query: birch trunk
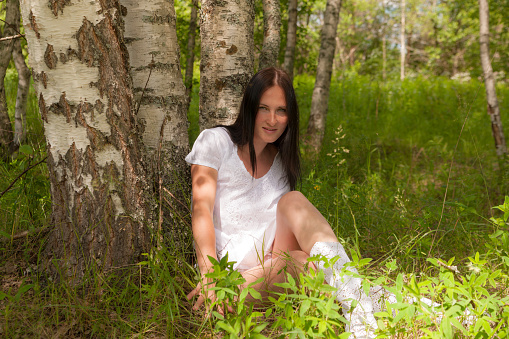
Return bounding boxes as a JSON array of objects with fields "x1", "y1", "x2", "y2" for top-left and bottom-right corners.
[
  {"x1": 306, "y1": 0, "x2": 342, "y2": 150},
  {"x1": 479, "y1": 0, "x2": 507, "y2": 156},
  {"x1": 20, "y1": 0, "x2": 152, "y2": 279},
  {"x1": 12, "y1": 0, "x2": 30, "y2": 148},
  {"x1": 184, "y1": 0, "x2": 198, "y2": 113},
  {"x1": 200, "y1": 0, "x2": 255, "y2": 130},
  {"x1": 0, "y1": 0, "x2": 17, "y2": 156},
  {"x1": 121, "y1": 0, "x2": 190, "y2": 240},
  {"x1": 400, "y1": 0, "x2": 406, "y2": 81},
  {"x1": 281, "y1": 0, "x2": 297, "y2": 80},
  {"x1": 258, "y1": 0, "x2": 281, "y2": 70}
]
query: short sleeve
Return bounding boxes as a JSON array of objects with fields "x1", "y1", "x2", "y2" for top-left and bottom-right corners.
[{"x1": 185, "y1": 128, "x2": 231, "y2": 170}]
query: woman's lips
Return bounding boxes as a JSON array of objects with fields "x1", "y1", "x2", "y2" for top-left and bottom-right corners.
[{"x1": 263, "y1": 127, "x2": 277, "y2": 133}]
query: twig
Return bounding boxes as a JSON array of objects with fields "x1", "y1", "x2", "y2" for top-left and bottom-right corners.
[
  {"x1": 0, "y1": 156, "x2": 47, "y2": 199},
  {"x1": 0, "y1": 34, "x2": 24, "y2": 42},
  {"x1": 437, "y1": 260, "x2": 478, "y2": 309},
  {"x1": 0, "y1": 18, "x2": 27, "y2": 42},
  {"x1": 437, "y1": 259, "x2": 464, "y2": 283},
  {"x1": 4, "y1": 226, "x2": 49, "y2": 241},
  {"x1": 162, "y1": 187, "x2": 190, "y2": 212},
  {"x1": 136, "y1": 55, "x2": 155, "y2": 116}
]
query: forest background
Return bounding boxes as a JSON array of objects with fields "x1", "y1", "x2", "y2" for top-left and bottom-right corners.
[{"x1": 1, "y1": 0, "x2": 509, "y2": 337}]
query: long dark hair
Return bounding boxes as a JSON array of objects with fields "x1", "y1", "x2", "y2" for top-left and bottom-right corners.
[{"x1": 223, "y1": 67, "x2": 300, "y2": 190}]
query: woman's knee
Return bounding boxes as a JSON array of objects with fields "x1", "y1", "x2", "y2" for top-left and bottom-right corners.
[{"x1": 277, "y1": 191, "x2": 307, "y2": 213}]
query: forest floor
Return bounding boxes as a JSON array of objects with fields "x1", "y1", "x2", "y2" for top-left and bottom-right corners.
[{"x1": 1, "y1": 74, "x2": 509, "y2": 338}]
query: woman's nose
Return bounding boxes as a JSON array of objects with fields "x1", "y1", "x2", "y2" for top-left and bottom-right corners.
[{"x1": 267, "y1": 111, "x2": 277, "y2": 125}]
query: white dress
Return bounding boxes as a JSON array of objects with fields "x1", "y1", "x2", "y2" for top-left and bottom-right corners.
[{"x1": 185, "y1": 127, "x2": 290, "y2": 271}]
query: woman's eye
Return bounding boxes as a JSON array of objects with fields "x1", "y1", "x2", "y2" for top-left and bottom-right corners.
[
  {"x1": 277, "y1": 108, "x2": 287, "y2": 115},
  {"x1": 259, "y1": 106, "x2": 269, "y2": 111}
]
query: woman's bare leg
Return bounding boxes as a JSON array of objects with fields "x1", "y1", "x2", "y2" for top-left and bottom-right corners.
[
  {"x1": 240, "y1": 250, "x2": 311, "y2": 300},
  {"x1": 274, "y1": 191, "x2": 338, "y2": 254},
  {"x1": 274, "y1": 191, "x2": 378, "y2": 338}
]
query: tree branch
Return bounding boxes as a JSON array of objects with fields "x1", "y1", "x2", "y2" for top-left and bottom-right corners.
[
  {"x1": 0, "y1": 34, "x2": 24, "y2": 42},
  {"x1": 0, "y1": 156, "x2": 47, "y2": 199}
]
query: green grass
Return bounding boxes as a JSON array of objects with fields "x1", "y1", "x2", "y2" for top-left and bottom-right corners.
[{"x1": 1, "y1": 72, "x2": 509, "y2": 337}]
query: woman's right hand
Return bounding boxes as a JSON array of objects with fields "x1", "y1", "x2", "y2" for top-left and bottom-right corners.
[{"x1": 187, "y1": 275, "x2": 233, "y2": 315}]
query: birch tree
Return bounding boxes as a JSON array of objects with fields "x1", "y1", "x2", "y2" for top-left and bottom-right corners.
[
  {"x1": 122, "y1": 0, "x2": 190, "y2": 236},
  {"x1": 479, "y1": 0, "x2": 507, "y2": 156},
  {"x1": 199, "y1": 0, "x2": 255, "y2": 129},
  {"x1": 281, "y1": 0, "x2": 298, "y2": 80},
  {"x1": 0, "y1": 0, "x2": 17, "y2": 157},
  {"x1": 306, "y1": 0, "x2": 342, "y2": 150},
  {"x1": 258, "y1": 0, "x2": 281, "y2": 70},
  {"x1": 20, "y1": 0, "x2": 153, "y2": 279},
  {"x1": 11, "y1": 0, "x2": 30, "y2": 148}
]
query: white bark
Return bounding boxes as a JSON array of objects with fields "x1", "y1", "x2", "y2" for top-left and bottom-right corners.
[
  {"x1": 20, "y1": 0, "x2": 152, "y2": 278},
  {"x1": 479, "y1": 0, "x2": 507, "y2": 156},
  {"x1": 199, "y1": 0, "x2": 255, "y2": 129},
  {"x1": 122, "y1": 0, "x2": 189, "y2": 153}
]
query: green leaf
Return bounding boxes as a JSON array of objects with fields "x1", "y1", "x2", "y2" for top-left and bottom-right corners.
[
  {"x1": 249, "y1": 289, "x2": 262, "y2": 300},
  {"x1": 19, "y1": 144, "x2": 33, "y2": 155},
  {"x1": 300, "y1": 299, "x2": 311, "y2": 317},
  {"x1": 216, "y1": 321, "x2": 235, "y2": 334}
]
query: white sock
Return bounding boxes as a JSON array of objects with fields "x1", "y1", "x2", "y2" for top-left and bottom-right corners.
[{"x1": 310, "y1": 242, "x2": 377, "y2": 339}]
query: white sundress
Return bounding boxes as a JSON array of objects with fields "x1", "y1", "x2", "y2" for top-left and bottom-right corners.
[{"x1": 185, "y1": 127, "x2": 290, "y2": 271}]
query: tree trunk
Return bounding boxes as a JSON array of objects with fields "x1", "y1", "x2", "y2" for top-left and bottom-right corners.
[
  {"x1": 400, "y1": 0, "x2": 406, "y2": 81},
  {"x1": 0, "y1": 0, "x2": 18, "y2": 157},
  {"x1": 479, "y1": 0, "x2": 507, "y2": 156},
  {"x1": 20, "y1": 0, "x2": 153, "y2": 280},
  {"x1": 281, "y1": 0, "x2": 297, "y2": 80},
  {"x1": 184, "y1": 0, "x2": 198, "y2": 113},
  {"x1": 12, "y1": 0, "x2": 30, "y2": 149},
  {"x1": 121, "y1": 0, "x2": 191, "y2": 245},
  {"x1": 306, "y1": 0, "x2": 342, "y2": 150},
  {"x1": 258, "y1": 0, "x2": 281, "y2": 70},
  {"x1": 199, "y1": 0, "x2": 255, "y2": 130}
]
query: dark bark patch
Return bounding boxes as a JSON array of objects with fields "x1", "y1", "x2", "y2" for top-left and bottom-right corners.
[
  {"x1": 49, "y1": 0, "x2": 71, "y2": 17},
  {"x1": 76, "y1": 101, "x2": 94, "y2": 127},
  {"x1": 226, "y1": 45, "x2": 238, "y2": 55},
  {"x1": 42, "y1": 71, "x2": 48, "y2": 88},
  {"x1": 142, "y1": 14, "x2": 172, "y2": 25},
  {"x1": 59, "y1": 52, "x2": 68, "y2": 64},
  {"x1": 39, "y1": 94, "x2": 48, "y2": 122},
  {"x1": 215, "y1": 79, "x2": 225, "y2": 92},
  {"x1": 28, "y1": 11, "x2": 40, "y2": 39},
  {"x1": 59, "y1": 92, "x2": 72, "y2": 123},
  {"x1": 94, "y1": 99, "x2": 104, "y2": 114},
  {"x1": 120, "y1": 5, "x2": 127, "y2": 16},
  {"x1": 34, "y1": 71, "x2": 48, "y2": 89},
  {"x1": 44, "y1": 44, "x2": 58, "y2": 69}
]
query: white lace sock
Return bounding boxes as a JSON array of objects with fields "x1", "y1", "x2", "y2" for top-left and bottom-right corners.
[{"x1": 310, "y1": 242, "x2": 377, "y2": 339}]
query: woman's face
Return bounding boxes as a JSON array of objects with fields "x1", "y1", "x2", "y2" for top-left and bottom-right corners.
[{"x1": 253, "y1": 85, "x2": 289, "y2": 147}]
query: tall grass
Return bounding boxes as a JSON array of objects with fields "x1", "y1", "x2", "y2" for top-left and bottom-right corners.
[{"x1": 1, "y1": 73, "x2": 508, "y2": 337}]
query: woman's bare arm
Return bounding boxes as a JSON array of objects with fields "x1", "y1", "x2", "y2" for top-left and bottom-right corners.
[
  {"x1": 190, "y1": 164, "x2": 218, "y2": 273},
  {"x1": 187, "y1": 164, "x2": 221, "y2": 311}
]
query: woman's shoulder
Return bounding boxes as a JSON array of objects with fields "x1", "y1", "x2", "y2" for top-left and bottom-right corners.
[
  {"x1": 198, "y1": 127, "x2": 232, "y2": 145},
  {"x1": 186, "y1": 127, "x2": 233, "y2": 170}
]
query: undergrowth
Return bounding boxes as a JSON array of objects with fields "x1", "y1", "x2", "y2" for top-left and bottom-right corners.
[{"x1": 1, "y1": 74, "x2": 509, "y2": 337}]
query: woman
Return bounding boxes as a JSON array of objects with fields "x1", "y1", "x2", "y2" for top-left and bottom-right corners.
[{"x1": 186, "y1": 67, "x2": 378, "y2": 339}]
